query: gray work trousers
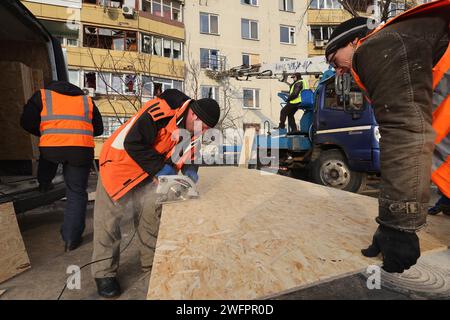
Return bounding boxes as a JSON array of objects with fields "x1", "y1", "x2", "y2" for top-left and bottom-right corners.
[{"x1": 91, "y1": 177, "x2": 162, "y2": 278}]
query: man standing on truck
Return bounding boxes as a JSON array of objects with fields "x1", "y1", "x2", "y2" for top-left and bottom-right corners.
[
  {"x1": 91, "y1": 89, "x2": 220, "y2": 298},
  {"x1": 20, "y1": 81, "x2": 104, "y2": 252},
  {"x1": 275, "y1": 73, "x2": 309, "y2": 132},
  {"x1": 325, "y1": 0, "x2": 449, "y2": 273}
]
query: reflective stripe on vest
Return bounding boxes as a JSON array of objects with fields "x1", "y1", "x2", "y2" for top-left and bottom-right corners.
[{"x1": 39, "y1": 89, "x2": 94, "y2": 147}]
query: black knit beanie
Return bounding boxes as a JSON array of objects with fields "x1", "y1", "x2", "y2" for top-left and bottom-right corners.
[
  {"x1": 325, "y1": 17, "x2": 370, "y2": 59},
  {"x1": 190, "y1": 98, "x2": 220, "y2": 128}
]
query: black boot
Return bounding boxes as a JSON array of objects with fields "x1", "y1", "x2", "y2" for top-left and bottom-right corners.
[
  {"x1": 95, "y1": 277, "x2": 122, "y2": 298},
  {"x1": 64, "y1": 238, "x2": 83, "y2": 252}
]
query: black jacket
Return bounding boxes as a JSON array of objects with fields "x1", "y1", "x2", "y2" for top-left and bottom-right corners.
[
  {"x1": 123, "y1": 89, "x2": 198, "y2": 178},
  {"x1": 21, "y1": 81, "x2": 104, "y2": 166}
]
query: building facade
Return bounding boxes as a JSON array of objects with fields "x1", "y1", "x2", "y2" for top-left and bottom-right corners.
[
  {"x1": 21, "y1": 0, "x2": 186, "y2": 157},
  {"x1": 183, "y1": 0, "x2": 309, "y2": 135}
]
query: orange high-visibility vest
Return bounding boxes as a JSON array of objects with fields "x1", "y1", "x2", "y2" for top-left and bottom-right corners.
[
  {"x1": 99, "y1": 98, "x2": 200, "y2": 201},
  {"x1": 39, "y1": 89, "x2": 95, "y2": 148},
  {"x1": 351, "y1": 0, "x2": 450, "y2": 198}
]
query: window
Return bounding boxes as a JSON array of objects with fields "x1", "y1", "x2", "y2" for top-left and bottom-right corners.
[
  {"x1": 163, "y1": 39, "x2": 172, "y2": 58},
  {"x1": 94, "y1": 0, "x2": 124, "y2": 8},
  {"x1": 309, "y1": 25, "x2": 336, "y2": 42},
  {"x1": 141, "y1": 34, "x2": 183, "y2": 59},
  {"x1": 324, "y1": 77, "x2": 363, "y2": 111},
  {"x1": 68, "y1": 70, "x2": 80, "y2": 87},
  {"x1": 39, "y1": 19, "x2": 79, "y2": 47},
  {"x1": 83, "y1": 26, "x2": 137, "y2": 51},
  {"x1": 242, "y1": 53, "x2": 260, "y2": 67},
  {"x1": 142, "y1": 0, "x2": 183, "y2": 22},
  {"x1": 200, "y1": 48, "x2": 219, "y2": 70},
  {"x1": 241, "y1": 19, "x2": 258, "y2": 40},
  {"x1": 243, "y1": 89, "x2": 260, "y2": 109},
  {"x1": 173, "y1": 41, "x2": 182, "y2": 59},
  {"x1": 201, "y1": 86, "x2": 219, "y2": 101},
  {"x1": 280, "y1": 25, "x2": 296, "y2": 44},
  {"x1": 241, "y1": 0, "x2": 258, "y2": 6},
  {"x1": 310, "y1": 0, "x2": 342, "y2": 9},
  {"x1": 100, "y1": 116, "x2": 130, "y2": 138},
  {"x1": 84, "y1": 72, "x2": 96, "y2": 90},
  {"x1": 200, "y1": 13, "x2": 219, "y2": 34},
  {"x1": 142, "y1": 34, "x2": 152, "y2": 53},
  {"x1": 142, "y1": 76, "x2": 183, "y2": 97},
  {"x1": 172, "y1": 2, "x2": 181, "y2": 21},
  {"x1": 153, "y1": 37, "x2": 163, "y2": 56},
  {"x1": 279, "y1": 0, "x2": 294, "y2": 12},
  {"x1": 84, "y1": 72, "x2": 139, "y2": 95}
]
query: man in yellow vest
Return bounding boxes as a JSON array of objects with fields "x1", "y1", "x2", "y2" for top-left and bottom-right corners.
[
  {"x1": 325, "y1": 1, "x2": 449, "y2": 273},
  {"x1": 21, "y1": 81, "x2": 104, "y2": 252},
  {"x1": 276, "y1": 73, "x2": 309, "y2": 132}
]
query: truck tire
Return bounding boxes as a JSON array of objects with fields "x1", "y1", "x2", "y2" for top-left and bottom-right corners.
[{"x1": 310, "y1": 149, "x2": 365, "y2": 193}]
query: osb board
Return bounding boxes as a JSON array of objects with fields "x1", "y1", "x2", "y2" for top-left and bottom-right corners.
[
  {"x1": 0, "y1": 61, "x2": 40, "y2": 160},
  {"x1": 238, "y1": 128, "x2": 256, "y2": 168},
  {"x1": 148, "y1": 167, "x2": 450, "y2": 300},
  {"x1": 0, "y1": 203, "x2": 31, "y2": 284}
]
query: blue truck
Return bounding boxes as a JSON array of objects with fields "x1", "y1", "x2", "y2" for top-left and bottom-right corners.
[{"x1": 248, "y1": 70, "x2": 381, "y2": 193}]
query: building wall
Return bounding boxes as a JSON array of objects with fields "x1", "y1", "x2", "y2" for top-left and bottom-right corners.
[{"x1": 184, "y1": 0, "x2": 309, "y2": 133}]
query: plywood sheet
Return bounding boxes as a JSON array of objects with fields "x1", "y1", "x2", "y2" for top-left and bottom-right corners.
[
  {"x1": 0, "y1": 61, "x2": 40, "y2": 160},
  {"x1": 238, "y1": 128, "x2": 256, "y2": 168},
  {"x1": 148, "y1": 167, "x2": 450, "y2": 300},
  {"x1": 0, "y1": 203, "x2": 31, "y2": 284}
]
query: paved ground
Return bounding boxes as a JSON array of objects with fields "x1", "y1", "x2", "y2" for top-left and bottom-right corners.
[{"x1": 0, "y1": 173, "x2": 449, "y2": 300}]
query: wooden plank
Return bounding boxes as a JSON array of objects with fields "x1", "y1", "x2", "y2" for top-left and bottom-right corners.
[
  {"x1": 238, "y1": 128, "x2": 256, "y2": 168},
  {"x1": 148, "y1": 167, "x2": 450, "y2": 300},
  {"x1": 0, "y1": 202, "x2": 30, "y2": 284}
]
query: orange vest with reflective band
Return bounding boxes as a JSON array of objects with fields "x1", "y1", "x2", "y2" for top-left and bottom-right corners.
[
  {"x1": 351, "y1": 0, "x2": 450, "y2": 198},
  {"x1": 39, "y1": 89, "x2": 95, "y2": 148},
  {"x1": 99, "y1": 98, "x2": 200, "y2": 201}
]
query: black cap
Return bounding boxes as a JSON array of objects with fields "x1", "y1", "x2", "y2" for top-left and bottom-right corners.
[
  {"x1": 190, "y1": 98, "x2": 220, "y2": 128},
  {"x1": 160, "y1": 89, "x2": 190, "y2": 109},
  {"x1": 325, "y1": 17, "x2": 369, "y2": 59}
]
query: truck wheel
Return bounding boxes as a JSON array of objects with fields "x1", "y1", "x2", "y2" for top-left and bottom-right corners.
[{"x1": 310, "y1": 149, "x2": 364, "y2": 193}]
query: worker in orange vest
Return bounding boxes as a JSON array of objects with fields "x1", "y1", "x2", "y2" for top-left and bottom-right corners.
[
  {"x1": 91, "y1": 89, "x2": 220, "y2": 298},
  {"x1": 325, "y1": 0, "x2": 449, "y2": 273},
  {"x1": 21, "y1": 81, "x2": 104, "y2": 252}
]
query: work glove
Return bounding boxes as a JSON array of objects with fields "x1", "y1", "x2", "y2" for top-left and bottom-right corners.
[
  {"x1": 361, "y1": 225, "x2": 420, "y2": 273},
  {"x1": 183, "y1": 167, "x2": 199, "y2": 183},
  {"x1": 155, "y1": 164, "x2": 177, "y2": 177}
]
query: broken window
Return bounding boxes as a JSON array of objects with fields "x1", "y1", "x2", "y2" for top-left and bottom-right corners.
[{"x1": 83, "y1": 26, "x2": 136, "y2": 51}]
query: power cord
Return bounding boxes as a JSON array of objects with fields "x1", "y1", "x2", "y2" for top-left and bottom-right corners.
[{"x1": 57, "y1": 210, "x2": 144, "y2": 300}]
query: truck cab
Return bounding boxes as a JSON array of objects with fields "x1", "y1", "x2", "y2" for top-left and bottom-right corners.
[{"x1": 254, "y1": 70, "x2": 380, "y2": 193}]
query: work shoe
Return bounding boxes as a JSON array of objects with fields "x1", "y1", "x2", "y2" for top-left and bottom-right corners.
[
  {"x1": 64, "y1": 238, "x2": 83, "y2": 252},
  {"x1": 95, "y1": 277, "x2": 122, "y2": 299}
]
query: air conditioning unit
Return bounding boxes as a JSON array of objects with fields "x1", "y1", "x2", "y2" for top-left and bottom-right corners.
[
  {"x1": 314, "y1": 40, "x2": 325, "y2": 48},
  {"x1": 83, "y1": 88, "x2": 95, "y2": 98},
  {"x1": 122, "y1": 6, "x2": 135, "y2": 18}
]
